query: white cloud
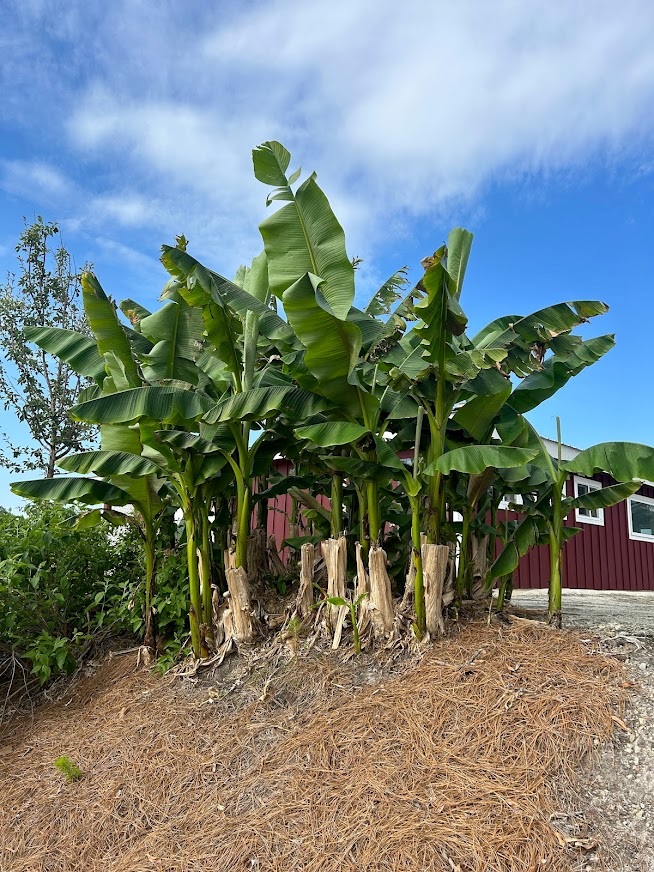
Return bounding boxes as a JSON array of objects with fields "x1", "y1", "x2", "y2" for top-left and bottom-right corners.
[
  {"x1": 90, "y1": 194, "x2": 153, "y2": 227},
  {"x1": 3, "y1": 0, "x2": 654, "y2": 272},
  {"x1": 0, "y1": 160, "x2": 71, "y2": 200}
]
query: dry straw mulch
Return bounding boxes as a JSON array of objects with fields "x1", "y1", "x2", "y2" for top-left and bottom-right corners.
[{"x1": 0, "y1": 620, "x2": 627, "y2": 872}]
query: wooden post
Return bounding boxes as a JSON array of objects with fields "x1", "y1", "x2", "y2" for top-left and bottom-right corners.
[{"x1": 422, "y1": 543, "x2": 449, "y2": 636}]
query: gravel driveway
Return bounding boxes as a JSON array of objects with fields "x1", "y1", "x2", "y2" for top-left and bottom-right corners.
[
  {"x1": 511, "y1": 588, "x2": 653, "y2": 871},
  {"x1": 511, "y1": 588, "x2": 654, "y2": 636}
]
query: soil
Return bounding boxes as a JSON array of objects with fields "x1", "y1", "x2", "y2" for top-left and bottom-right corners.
[{"x1": 510, "y1": 589, "x2": 654, "y2": 871}]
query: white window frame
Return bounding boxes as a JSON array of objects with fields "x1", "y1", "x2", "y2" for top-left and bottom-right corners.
[
  {"x1": 627, "y1": 493, "x2": 654, "y2": 542},
  {"x1": 573, "y1": 476, "x2": 604, "y2": 526},
  {"x1": 499, "y1": 493, "x2": 523, "y2": 510}
]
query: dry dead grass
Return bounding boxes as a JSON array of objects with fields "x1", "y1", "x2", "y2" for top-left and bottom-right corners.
[{"x1": 0, "y1": 620, "x2": 627, "y2": 871}]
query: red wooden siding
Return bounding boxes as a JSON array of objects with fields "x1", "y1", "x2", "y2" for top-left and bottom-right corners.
[
  {"x1": 264, "y1": 459, "x2": 330, "y2": 563},
  {"x1": 264, "y1": 461, "x2": 654, "y2": 591},
  {"x1": 512, "y1": 475, "x2": 654, "y2": 591}
]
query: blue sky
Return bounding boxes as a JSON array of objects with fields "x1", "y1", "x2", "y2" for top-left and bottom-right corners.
[{"x1": 1, "y1": 0, "x2": 653, "y2": 506}]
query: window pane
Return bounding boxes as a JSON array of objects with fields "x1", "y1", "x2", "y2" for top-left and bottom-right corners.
[
  {"x1": 631, "y1": 500, "x2": 654, "y2": 537},
  {"x1": 576, "y1": 480, "x2": 600, "y2": 519}
]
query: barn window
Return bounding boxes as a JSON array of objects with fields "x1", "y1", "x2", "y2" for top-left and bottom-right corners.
[
  {"x1": 573, "y1": 476, "x2": 604, "y2": 526},
  {"x1": 499, "y1": 493, "x2": 523, "y2": 510},
  {"x1": 627, "y1": 494, "x2": 654, "y2": 542}
]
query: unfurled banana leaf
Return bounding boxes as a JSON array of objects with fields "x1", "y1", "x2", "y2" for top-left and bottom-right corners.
[
  {"x1": 205, "y1": 385, "x2": 330, "y2": 425},
  {"x1": 508, "y1": 335, "x2": 615, "y2": 413},
  {"x1": 564, "y1": 442, "x2": 654, "y2": 483},
  {"x1": 254, "y1": 141, "x2": 355, "y2": 320},
  {"x1": 57, "y1": 450, "x2": 163, "y2": 477},
  {"x1": 23, "y1": 326, "x2": 106, "y2": 381},
  {"x1": 427, "y1": 445, "x2": 539, "y2": 476},
  {"x1": 282, "y1": 272, "x2": 363, "y2": 414},
  {"x1": 364, "y1": 267, "x2": 409, "y2": 317},
  {"x1": 568, "y1": 480, "x2": 641, "y2": 510},
  {"x1": 81, "y1": 273, "x2": 140, "y2": 387},
  {"x1": 10, "y1": 476, "x2": 133, "y2": 505},
  {"x1": 295, "y1": 421, "x2": 369, "y2": 448},
  {"x1": 136, "y1": 298, "x2": 204, "y2": 383},
  {"x1": 71, "y1": 385, "x2": 214, "y2": 425},
  {"x1": 161, "y1": 245, "x2": 296, "y2": 349},
  {"x1": 453, "y1": 384, "x2": 512, "y2": 441}
]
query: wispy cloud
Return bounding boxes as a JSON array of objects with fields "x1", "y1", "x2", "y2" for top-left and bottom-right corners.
[
  {"x1": 0, "y1": 160, "x2": 72, "y2": 201},
  {"x1": 2, "y1": 0, "x2": 654, "y2": 273}
]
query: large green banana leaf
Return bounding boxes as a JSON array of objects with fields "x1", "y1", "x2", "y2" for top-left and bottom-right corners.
[
  {"x1": 205, "y1": 385, "x2": 330, "y2": 425},
  {"x1": 508, "y1": 335, "x2": 615, "y2": 413},
  {"x1": 23, "y1": 326, "x2": 106, "y2": 381},
  {"x1": 426, "y1": 445, "x2": 539, "y2": 476},
  {"x1": 568, "y1": 480, "x2": 641, "y2": 510},
  {"x1": 453, "y1": 384, "x2": 512, "y2": 442},
  {"x1": 71, "y1": 385, "x2": 215, "y2": 425},
  {"x1": 136, "y1": 298, "x2": 204, "y2": 383},
  {"x1": 445, "y1": 228, "x2": 473, "y2": 298},
  {"x1": 57, "y1": 450, "x2": 163, "y2": 477},
  {"x1": 153, "y1": 428, "x2": 234, "y2": 454},
  {"x1": 295, "y1": 421, "x2": 369, "y2": 447},
  {"x1": 472, "y1": 300, "x2": 609, "y2": 349},
  {"x1": 282, "y1": 272, "x2": 364, "y2": 414},
  {"x1": 161, "y1": 245, "x2": 296, "y2": 349},
  {"x1": 81, "y1": 273, "x2": 140, "y2": 387},
  {"x1": 254, "y1": 141, "x2": 355, "y2": 320},
  {"x1": 10, "y1": 476, "x2": 133, "y2": 505},
  {"x1": 564, "y1": 442, "x2": 654, "y2": 482}
]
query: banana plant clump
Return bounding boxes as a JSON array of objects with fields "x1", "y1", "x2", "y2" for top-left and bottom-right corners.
[{"x1": 12, "y1": 142, "x2": 654, "y2": 657}]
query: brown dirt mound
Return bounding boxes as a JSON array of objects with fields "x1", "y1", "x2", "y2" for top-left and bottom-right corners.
[{"x1": 0, "y1": 621, "x2": 627, "y2": 872}]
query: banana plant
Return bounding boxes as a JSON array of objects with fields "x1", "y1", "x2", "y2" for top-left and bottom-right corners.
[{"x1": 487, "y1": 419, "x2": 654, "y2": 624}]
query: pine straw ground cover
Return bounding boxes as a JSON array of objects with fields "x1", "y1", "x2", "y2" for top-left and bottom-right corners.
[{"x1": 0, "y1": 620, "x2": 629, "y2": 872}]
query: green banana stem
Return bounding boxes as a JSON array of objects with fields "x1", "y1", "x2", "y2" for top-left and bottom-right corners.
[
  {"x1": 199, "y1": 509, "x2": 214, "y2": 644},
  {"x1": 366, "y1": 480, "x2": 381, "y2": 545},
  {"x1": 410, "y1": 493, "x2": 425, "y2": 636},
  {"x1": 548, "y1": 417, "x2": 565, "y2": 626},
  {"x1": 456, "y1": 508, "x2": 472, "y2": 600},
  {"x1": 184, "y1": 507, "x2": 207, "y2": 658},
  {"x1": 142, "y1": 515, "x2": 156, "y2": 652}
]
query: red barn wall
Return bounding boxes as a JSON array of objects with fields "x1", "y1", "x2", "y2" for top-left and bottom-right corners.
[
  {"x1": 266, "y1": 461, "x2": 654, "y2": 591},
  {"x1": 512, "y1": 475, "x2": 654, "y2": 591}
]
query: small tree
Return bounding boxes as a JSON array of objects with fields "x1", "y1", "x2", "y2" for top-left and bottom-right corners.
[{"x1": 0, "y1": 217, "x2": 96, "y2": 477}]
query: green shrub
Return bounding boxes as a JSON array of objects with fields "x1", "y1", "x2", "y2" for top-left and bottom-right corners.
[{"x1": 0, "y1": 502, "x2": 142, "y2": 682}]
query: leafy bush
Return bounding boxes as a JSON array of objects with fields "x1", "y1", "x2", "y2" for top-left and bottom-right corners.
[{"x1": 0, "y1": 502, "x2": 142, "y2": 682}]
